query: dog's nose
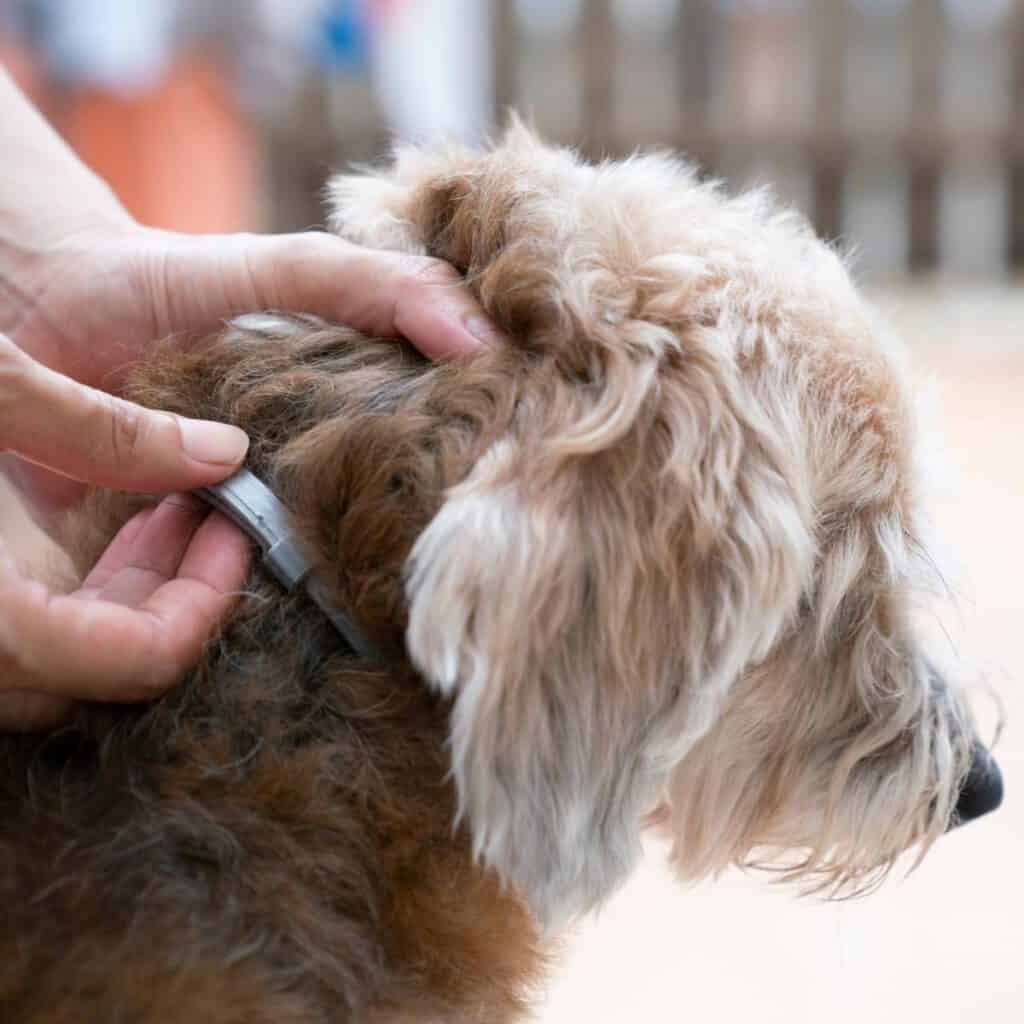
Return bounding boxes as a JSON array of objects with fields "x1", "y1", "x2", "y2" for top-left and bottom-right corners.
[{"x1": 952, "y1": 743, "x2": 1003, "y2": 827}]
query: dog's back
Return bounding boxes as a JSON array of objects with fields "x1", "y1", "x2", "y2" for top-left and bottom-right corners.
[{"x1": 0, "y1": 320, "x2": 544, "y2": 1023}]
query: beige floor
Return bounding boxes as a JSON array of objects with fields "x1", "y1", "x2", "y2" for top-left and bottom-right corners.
[{"x1": 537, "y1": 283, "x2": 1024, "y2": 1023}]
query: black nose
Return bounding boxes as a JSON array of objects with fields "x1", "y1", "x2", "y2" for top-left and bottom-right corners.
[{"x1": 952, "y1": 743, "x2": 1004, "y2": 827}]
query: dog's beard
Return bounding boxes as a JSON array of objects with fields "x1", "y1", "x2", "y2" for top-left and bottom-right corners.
[{"x1": 660, "y1": 645, "x2": 975, "y2": 894}]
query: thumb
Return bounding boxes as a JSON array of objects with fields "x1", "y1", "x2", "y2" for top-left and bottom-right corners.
[{"x1": 0, "y1": 334, "x2": 248, "y2": 492}]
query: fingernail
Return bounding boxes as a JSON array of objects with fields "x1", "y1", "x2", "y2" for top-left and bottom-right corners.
[
  {"x1": 463, "y1": 315, "x2": 508, "y2": 348},
  {"x1": 178, "y1": 418, "x2": 250, "y2": 466}
]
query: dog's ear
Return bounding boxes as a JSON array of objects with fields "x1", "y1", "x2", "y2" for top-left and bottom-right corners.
[
  {"x1": 405, "y1": 347, "x2": 815, "y2": 926},
  {"x1": 405, "y1": 432, "x2": 652, "y2": 928}
]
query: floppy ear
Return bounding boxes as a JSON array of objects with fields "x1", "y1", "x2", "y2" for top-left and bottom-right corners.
[
  {"x1": 339, "y1": 123, "x2": 814, "y2": 923},
  {"x1": 405, "y1": 345, "x2": 815, "y2": 927},
  {"x1": 405, "y1": 433, "x2": 657, "y2": 927}
]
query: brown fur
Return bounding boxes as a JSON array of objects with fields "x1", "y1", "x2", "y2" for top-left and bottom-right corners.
[
  {"x1": 0, "y1": 328, "x2": 547, "y2": 1020},
  {"x1": 0, "y1": 124, "x2": 990, "y2": 1019}
]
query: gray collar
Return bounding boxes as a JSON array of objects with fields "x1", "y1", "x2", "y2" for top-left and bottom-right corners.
[{"x1": 195, "y1": 470, "x2": 378, "y2": 660}]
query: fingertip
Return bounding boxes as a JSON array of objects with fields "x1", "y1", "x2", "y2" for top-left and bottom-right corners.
[
  {"x1": 193, "y1": 511, "x2": 254, "y2": 593},
  {"x1": 431, "y1": 327, "x2": 487, "y2": 361},
  {"x1": 176, "y1": 417, "x2": 250, "y2": 470},
  {"x1": 139, "y1": 515, "x2": 252, "y2": 687},
  {"x1": 418, "y1": 275, "x2": 507, "y2": 351},
  {"x1": 462, "y1": 314, "x2": 509, "y2": 349},
  {"x1": 395, "y1": 301, "x2": 500, "y2": 362}
]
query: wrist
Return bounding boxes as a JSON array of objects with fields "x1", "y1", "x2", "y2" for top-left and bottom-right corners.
[
  {"x1": 0, "y1": 218, "x2": 144, "y2": 378},
  {"x1": 0, "y1": 206, "x2": 139, "y2": 313},
  {"x1": 0, "y1": 69, "x2": 138, "y2": 340}
]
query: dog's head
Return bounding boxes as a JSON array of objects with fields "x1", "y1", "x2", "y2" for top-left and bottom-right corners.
[{"x1": 327, "y1": 124, "x2": 1001, "y2": 925}]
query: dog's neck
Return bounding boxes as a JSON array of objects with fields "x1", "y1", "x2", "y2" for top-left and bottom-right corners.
[
  {"x1": 195, "y1": 470, "x2": 378, "y2": 660},
  {"x1": 114, "y1": 317, "x2": 522, "y2": 661}
]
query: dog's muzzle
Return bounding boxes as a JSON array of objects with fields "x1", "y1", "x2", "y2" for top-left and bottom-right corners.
[{"x1": 951, "y1": 743, "x2": 1003, "y2": 827}]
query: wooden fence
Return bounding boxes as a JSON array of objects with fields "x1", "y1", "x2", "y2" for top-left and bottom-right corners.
[{"x1": 491, "y1": 0, "x2": 1024, "y2": 274}]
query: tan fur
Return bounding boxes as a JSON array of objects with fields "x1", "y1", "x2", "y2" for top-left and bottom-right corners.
[
  {"x1": 0, "y1": 123, "x2": 983, "y2": 1019},
  {"x1": 333, "y1": 121, "x2": 975, "y2": 923}
]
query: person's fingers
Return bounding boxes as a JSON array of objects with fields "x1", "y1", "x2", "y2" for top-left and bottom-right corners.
[
  {"x1": 0, "y1": 509, "x2": 251, "y2": 707},
  {"x1": 261, "y1": 235, "x2": 510, "y2": 358},
  {"x1": 387, "y1": 254, "x2": 507, "y2": 361},
  {"x1": 144, "y1": 230, "x2": 507, "y2": 360},
  {"x1": 0, "y1": 537, "x2": 76, "y2": 729},
  {"x1": 76, "y1": 496, "x2": 206, "y2": 606},
  {"x1": 0, "y1": 333, "x2": 249, "y2": 492},
  {"x1": 302, "y1": 240, "x2": 508, "y2": 357},
  {"x1": 74, "y1": 505, "x2": 157, "y2": 596}
]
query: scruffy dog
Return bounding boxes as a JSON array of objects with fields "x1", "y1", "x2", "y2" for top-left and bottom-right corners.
[{"x1": 0, "y1": 124, "x2": 1002, "y2": 1021}]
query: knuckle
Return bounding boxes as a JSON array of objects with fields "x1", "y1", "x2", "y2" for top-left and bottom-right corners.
[
  {"x1": 0, "y1": 579, "x2": 43, "y2": 684},
  {"x1": 104, "y1": 396, "x2": 147, "y2": 466},
  {"x1": 401, "y1": 255, "x2": 461, "y2": 289},
  {"x1": 134, "y1": 611, "x2": 186, "y2": 696},
  {"x1": 94, "y1": 612, "x2": 169, "y2": 702},
  {"x1": 280, "y1": 231, "x2": 324, "y2": 265},
  {"x1": 0, "y1": 336, "x2": 34, "y2": 437},
  {"x1": 267, "y1": 233, "x2": 314, "y2": 284}
]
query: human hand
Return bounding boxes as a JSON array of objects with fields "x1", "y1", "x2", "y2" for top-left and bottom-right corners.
[
  {"x1": 7, "y1": 226, "x2": 501, "y2": 392},
  {"x1": 0, "y1": 334, "x2": 251, "y2": 730},
  {"x1": 4, "y1": 227, "x2": 502, "y2": 517},
  {"x1": 0, "y1": 69, "x2": 504, "y2": 728},
  {"x1": 2, "y1": 64, "x2": 499, "y2": 393}
]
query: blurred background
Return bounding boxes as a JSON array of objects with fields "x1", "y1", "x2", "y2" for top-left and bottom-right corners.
[
  {"x1": 3, "y1": 0, "x2": 1022, "y2": 275},
  {"x1": 1, "y1": 2, "x2": 1021, "y2": 1022}
]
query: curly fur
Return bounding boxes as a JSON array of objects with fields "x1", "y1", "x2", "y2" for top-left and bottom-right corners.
[
  {"x1": 332, "y1": 121, "x2": 978, "y2": 920},
  {"x1": 0, "y1": 122, "x2": 987, "y2": 1019}
]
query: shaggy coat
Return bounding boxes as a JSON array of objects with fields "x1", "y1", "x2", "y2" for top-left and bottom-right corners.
[{"x1": 0, "y1": 124, "x2": 991, "y2": 1021}]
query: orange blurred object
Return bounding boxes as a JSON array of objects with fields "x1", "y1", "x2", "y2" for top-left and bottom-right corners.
[{"x1": 63, "y1": 53, "x2": 262, "y2": 234}]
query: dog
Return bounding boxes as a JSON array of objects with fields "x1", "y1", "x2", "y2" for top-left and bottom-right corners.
[{"x1": 0, "y1": 122, "x2": 1002, "y2": 1021}]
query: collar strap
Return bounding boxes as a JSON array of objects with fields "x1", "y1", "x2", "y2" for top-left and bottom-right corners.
[{"x1": 194, "y1": 469, "x2": 378, "y2": 660}]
